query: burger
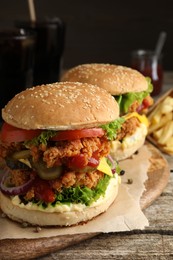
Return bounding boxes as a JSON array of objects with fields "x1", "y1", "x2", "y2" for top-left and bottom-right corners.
[
  {"x1": 61, "y1": 63, "x2": 154, "y2": 160},
  {"x1": 0, "y1": 81, "x2": 123, "y2": 227}
]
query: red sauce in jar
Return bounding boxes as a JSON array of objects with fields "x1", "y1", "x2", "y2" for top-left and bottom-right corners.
[{"x1": 131, "y1": 50, "x2": 163, "y2": 96}]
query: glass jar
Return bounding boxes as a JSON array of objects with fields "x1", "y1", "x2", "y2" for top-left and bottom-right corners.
[{"x1": 131, "y1": 49, "x2": 163, "y2": 96}]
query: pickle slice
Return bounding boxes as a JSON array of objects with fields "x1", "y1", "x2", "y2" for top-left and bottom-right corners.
[{"x1": 31, "y1": 160, "x2": 63, "y2": 180}]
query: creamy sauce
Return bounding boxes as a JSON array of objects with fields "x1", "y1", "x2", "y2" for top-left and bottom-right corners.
[
  {"x1": 122, "y1": 123, "x2": 147, "y2": 148},
  {"x1": 111, "y1": 123, "x2": 147, "y2": 150}
]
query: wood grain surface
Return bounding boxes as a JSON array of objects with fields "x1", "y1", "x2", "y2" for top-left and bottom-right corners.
[
  {"x1": 0, "y1": 143, "x2": 170, "y2": 260},
  {"x1": 38, "y1": 169, "x2": 173, "y2": 260}
]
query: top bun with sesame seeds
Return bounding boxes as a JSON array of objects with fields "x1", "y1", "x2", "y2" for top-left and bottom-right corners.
[
  {"x1": 2, "y1": 81, "x2": 119, "y2": 130},
  {"x1": 61, "y1": 63, "x2": 148, "y2": 95},
  {"x1": 61, "y1": 63, "x2": 154, "y2": 116}
]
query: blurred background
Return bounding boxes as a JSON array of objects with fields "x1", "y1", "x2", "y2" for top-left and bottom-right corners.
[{"x1": 0, "y1": 0, "x2": 173, "y2": 71}]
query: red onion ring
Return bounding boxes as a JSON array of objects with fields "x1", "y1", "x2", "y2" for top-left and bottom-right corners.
[
  {"x1": 136, "y1": 104, "x2": 144, "y2": 113},
  {"x1": 0, "y1": 167, "x2": 35, "y2": 196}
]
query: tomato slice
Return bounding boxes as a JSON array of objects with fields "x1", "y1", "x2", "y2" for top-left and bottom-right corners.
[
  {"x1": 1, "y1": 123, "x2": 105, "y2": 143},
  {"x1": 68, "y1": 154, "x2": 87, "y2": 169},
  {"x1": 51, "y1": 128, "x2": 105, "y2": 141},
  {"x1": 88, "y1": 157, "x2": 99, "y2": 167},
  {"x1": 34, "y1": 178, "x2": 55, "y2": 203},
  {"x1": 68, "y1": 151, "x2": 100, "y2": 170},
  {"x1": 1, "y1": 122, "x2": 42, "y2": 143},
  {"x1": 88, "y1": 151, "x2": 99, "y2": 167},
  {"x1": 142, "y1": 98, "x2": 151, "y2": 109}
]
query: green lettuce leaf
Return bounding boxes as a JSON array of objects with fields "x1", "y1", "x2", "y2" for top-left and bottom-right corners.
[
  {"x1": 25, "y1": 130, "x2": 57, "y2": 146},
  {"x1": 23, "y1": 174, "x2": 112, "y2": 208},
  {"x1": 54, "y1": 174, "x2": 111, "y2": 206},
  {"x1": 25, "y1": 118, "x2": 125, "y2": 146},
  {"x1": 106, "y1": 157, "x2": 122, "y2": 175},
  {"x1": 114, "y1": 77, "x2": 153, "y2": 114},
  {"x1": 100, "y1": 118, "x2": 125, "y2": 141}
]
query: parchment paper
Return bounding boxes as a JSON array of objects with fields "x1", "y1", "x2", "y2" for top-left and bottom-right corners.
[{"x1": 0, "y1": 144, "x2": 151, "y2": 239}]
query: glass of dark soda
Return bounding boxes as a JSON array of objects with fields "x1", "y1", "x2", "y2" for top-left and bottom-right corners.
[
  {"x1": 15, "y1": 18, "x2": 65, "y2": 86},
  {"x1": 0, "y1": 28, "x2": 35, "y2": 119}
]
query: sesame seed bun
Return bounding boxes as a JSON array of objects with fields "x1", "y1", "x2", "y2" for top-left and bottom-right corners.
[
  {"x1": 2, "y1": 81, "x2": 119, "y2": 130},
  {"x1": 61, "y1": 63, "x2": 148, "y2": 95}
]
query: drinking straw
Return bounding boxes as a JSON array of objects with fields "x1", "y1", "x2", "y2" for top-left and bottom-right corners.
[
  {"x1": 28, "y1": 0, "x2": 36, "y2": 22},
  {"x1": 154, "y1": 31, "x2": 167, "y2": 58}
]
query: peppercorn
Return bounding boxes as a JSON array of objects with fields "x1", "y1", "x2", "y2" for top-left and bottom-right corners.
[
  {"x1": 127, "y1": 178, "x2": 133, "y2": 184},
  {"x1": 120, "y1": 170, "x2": 125, "y2": 176}
]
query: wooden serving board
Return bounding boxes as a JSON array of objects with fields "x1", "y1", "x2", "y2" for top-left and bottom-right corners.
[{"x1": 0, "y1": 142, "x2": 170, "y2": 260}]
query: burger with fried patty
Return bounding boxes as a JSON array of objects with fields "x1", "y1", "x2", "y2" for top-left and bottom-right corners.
[
  {"x1": 0, "y1": 81, "x2": 123, "y2": 226},
  {"x1": 61, "y1": 63, "x2": 154, "y2": 160}
]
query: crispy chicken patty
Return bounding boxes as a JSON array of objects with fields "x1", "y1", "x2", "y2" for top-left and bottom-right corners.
[
  {"x1": 1, "y1": 136, "x2": 110, "y2": 202},
  {"x1": 0, "y1": 136, "x2": 110, "y2": 167},
  {"x1": 31, "y1": 136, "x2": 110, "y2": 168},
  {"x1": 116, "y1": 116, "x2": 140, "y2": 141}
]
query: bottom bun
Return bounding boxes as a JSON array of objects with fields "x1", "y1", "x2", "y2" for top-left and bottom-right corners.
[
  {"x1": 0, "y1": 176, "x2": 119, "y2": 227},
  {"x1": 110, "y1": 123, "x2": 147, "y2": 161}
]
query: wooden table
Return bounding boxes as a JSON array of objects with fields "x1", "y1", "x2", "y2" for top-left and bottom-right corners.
[{"x1": 36, "y1": 74, "x2": 173, "y2": 259}]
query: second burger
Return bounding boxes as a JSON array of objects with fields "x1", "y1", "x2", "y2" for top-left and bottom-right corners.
[{"x1": 61, "y1": 63, "x2": 154, "y2": 160}]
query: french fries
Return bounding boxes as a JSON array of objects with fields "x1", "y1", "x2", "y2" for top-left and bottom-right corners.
[{"x1": 147, "y1": 91, "x2": 173, "y2": 155}]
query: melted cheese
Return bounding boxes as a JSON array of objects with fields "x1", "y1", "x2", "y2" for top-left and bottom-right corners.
[
  {"x1": 124, "y1": 112, "x2": 149, "y2": 127},
  {"x1": 97, "y1": 157, "x2": 113, "y2": 177}
]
